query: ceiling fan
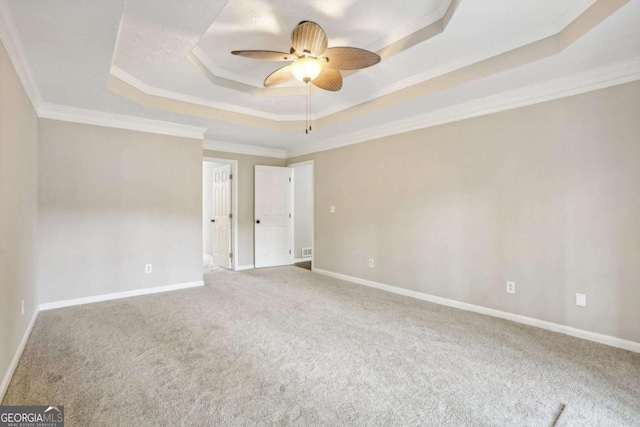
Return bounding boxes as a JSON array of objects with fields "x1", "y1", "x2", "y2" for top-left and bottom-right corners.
[{"x1": 231, "y1": 21, "x2": 381, "y2": 92}]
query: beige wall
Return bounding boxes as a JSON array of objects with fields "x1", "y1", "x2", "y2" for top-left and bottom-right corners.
[
  {"x1": 38, "y1": 120, "x2": 203, "y2": 303},
  {"x1": 290, "y1": 81, "x2": 640, "y2": 343},
  {"x1": 203, "y1": 150, "x2": 286, "y2": 267},
  {"x1": 0, "y1": 41, "x2": 38, "y2": 393}
]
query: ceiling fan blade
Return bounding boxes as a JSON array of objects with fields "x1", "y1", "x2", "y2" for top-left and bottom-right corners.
[
  {"x1": 264, "y1": 65, "x2": 294, "y2": 87},
  {"x1": 312, "y1": 68, "x2": 342, "y2": 91},
  {"x1": 325, "y1": 47, "x2": 381, "y2": 70},
  {"x1": 231, "y1": 50, "x2": 294, "y2": 61},
  {"x1": 291, "y1": 21, "x2": 328, "y2": 57}
]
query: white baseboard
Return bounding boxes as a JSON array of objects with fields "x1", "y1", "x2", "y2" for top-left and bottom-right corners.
[
  {"x1": 1, "y1": 306, "x2": 40, "y2": 401},
  {"x1": 235, "y1": 264, "x2": 254, "y2": 271},
  {"x1": 39, "y1": 280, "x2": 205, "y2": 311},
  {"x1": 294, "y1": 258, "x2": 312, "y2": 263},
  {"x1": 203, "y1": 253, "x2": 214, "y2": 263},
  {"x1": 312, "y1": 268, "x2": 640, "y2": 353}
]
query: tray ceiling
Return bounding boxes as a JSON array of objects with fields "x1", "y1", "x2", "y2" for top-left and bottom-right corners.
[{"x1": 2, "y1": 0, "x2": 639, "y2": 156}]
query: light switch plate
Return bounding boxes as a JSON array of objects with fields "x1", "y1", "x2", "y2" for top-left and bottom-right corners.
[
  {"x1": 330, "y1": 206, "x2": 336, "y2": 213},
  {"x1": 576, "y1": 293, "x2": 587, "y2": 307}
]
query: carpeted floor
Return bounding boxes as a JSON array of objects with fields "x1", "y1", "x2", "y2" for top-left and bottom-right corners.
[{"x1": 3, "y1": 267, "x2": 640, "y2": 426}]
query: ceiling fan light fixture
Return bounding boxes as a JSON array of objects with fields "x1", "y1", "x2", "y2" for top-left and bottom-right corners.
[
  {"x1": 291, "y1": 58, "x2": 323, "y2": 83},
  {"x1": 233, "y1": 21, "x2": 380, "y2": 133}
]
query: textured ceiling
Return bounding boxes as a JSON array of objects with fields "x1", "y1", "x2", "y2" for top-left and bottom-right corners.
[
  {"x1": 195, "y1": 0, "x2": 446, "y2": 88},
  {"x1": 109, "y1": 0, "x2": 601, "y2": 118},
  {"x1": 4, "y1": 0, "x2": 640, "y2": 155}
]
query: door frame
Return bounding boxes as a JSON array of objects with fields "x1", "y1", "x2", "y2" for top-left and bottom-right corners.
[
  {"x1": 204, "y1": 157, "x2": 239, "y2": 271},
  {"x1": 287, "y1": 160, "x2": 314, "y2": 266}
]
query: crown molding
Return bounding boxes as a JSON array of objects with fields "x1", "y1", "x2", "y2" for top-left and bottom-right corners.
[
  {"x1": 110, "y1": 66, "x2": 308, "y2": 122},
  {"x1": 0, "y1": 0, "x2": 43, "y2": 108},
  {"x1": 38, "y1": 103, "x2": 206, "y2": 140},
  {"x1": 303, "y1": 0, "x2": 607, "y2": 123},
  {"x1": 286, "y1": 56, "x2": 640, "y2": 158},
  {"x1": 204, "y1": 139, "x2": 286, "y2": 159},
  {"x1": 1, "y1": 1, "x2": 203, "y2": 141},
  {"x1": 39, "y1": 55, "x2": 640, "y2": 160}
]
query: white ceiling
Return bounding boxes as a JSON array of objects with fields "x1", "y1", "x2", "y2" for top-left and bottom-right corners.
[
  {"x1": 3, "y1": 0, "x2": 640, "y2": 156},
  {"x1": 194, "y1": 0, "x2": 447, "y2": 88}
]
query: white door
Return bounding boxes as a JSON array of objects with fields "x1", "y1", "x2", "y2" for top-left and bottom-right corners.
[
  {"x1": 212, "y1": 164, "x2": 232, "y2": 269},
  {"x1": 255, "y1": 165, "x2": 292, "y2": 268}
]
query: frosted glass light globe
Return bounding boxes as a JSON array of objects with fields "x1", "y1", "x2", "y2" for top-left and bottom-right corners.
[{"x1": 291, "y1": 58, "x2": 322, "y2": 83}]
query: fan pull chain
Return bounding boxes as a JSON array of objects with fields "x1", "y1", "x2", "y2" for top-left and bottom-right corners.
[
  {"x1": 303, "y1": 84, "x2": 313, "y2": 134},
  {"x1": 305, "y1": 84, "x2": 309, "y2": 134}
]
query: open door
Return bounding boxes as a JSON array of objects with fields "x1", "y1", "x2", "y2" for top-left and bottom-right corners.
[
  {"x1": 255, "y1": 165, "x2": 292, "y2": 268},
  {"x1": 212, "y1": 164, "x2": 232, "y2": 269}
]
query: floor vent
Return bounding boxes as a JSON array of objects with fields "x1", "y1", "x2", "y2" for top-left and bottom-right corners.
[{"x1": 302, "y1": 248, "x2": 313, "y2": 258}]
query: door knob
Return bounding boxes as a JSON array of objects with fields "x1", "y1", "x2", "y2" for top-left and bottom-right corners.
[
  {"x1": 211, "y1": 219, "x2": 215, "y2": 223},
  {"x1": 256, "y1": 220, "x2": 261, "y2": 224}
]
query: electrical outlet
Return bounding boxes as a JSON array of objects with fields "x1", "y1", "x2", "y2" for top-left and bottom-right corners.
[
  {"x1": 330, "y1": 206, "x2": 336, "y2": 214},
  {"x1": 145, "y1": 264, "x2": 153, "y2": 274},
  {"x1": 368, "y1": 259, "x2": 374, "y2": 268},
  {"x1": 576, "y1": 293, "x2": 587, "y2": 307},
  {"x1": 506, "y1": 281, "x2": 516, "y2": 294},
  {"x1": 21, "y1": 300, "x2": 24, "y2": 316}
]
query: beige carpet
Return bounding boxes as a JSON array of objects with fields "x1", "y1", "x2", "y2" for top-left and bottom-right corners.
[{"x1": 3, "y1": 267, "x2": 640, "y2": 426}]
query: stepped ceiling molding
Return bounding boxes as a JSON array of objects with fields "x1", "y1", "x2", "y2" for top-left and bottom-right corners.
[{"x1": 1, "y1": 0, "x2": 639, "y2": 156}]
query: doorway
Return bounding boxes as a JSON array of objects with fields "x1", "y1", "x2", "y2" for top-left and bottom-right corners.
[
  {"x1": 203, "y1": 158, "x2": 238, "y2": 270},
  {"x1": 289, "y1": 161, "x2": 314, "y2": 271},
  {"x1": 252, "y1": 161, "x2": 314, "y2": 270}
]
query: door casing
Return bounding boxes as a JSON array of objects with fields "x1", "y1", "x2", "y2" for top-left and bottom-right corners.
[
  {"x1": 287, "y1": 160, "x2": 314, "y2": 267},
  {"x1": 204, "y1": 157, "x2": 239, "y2": 271}
]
